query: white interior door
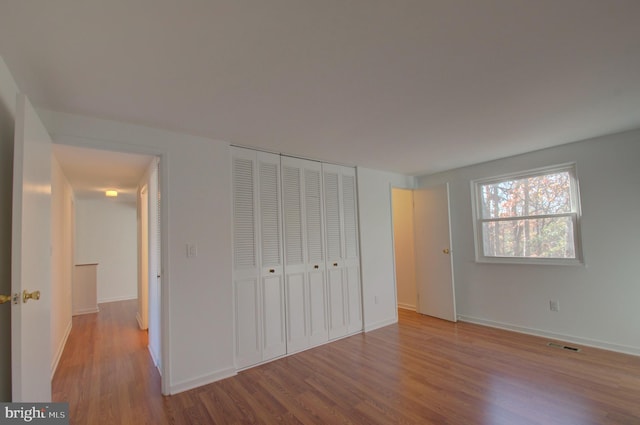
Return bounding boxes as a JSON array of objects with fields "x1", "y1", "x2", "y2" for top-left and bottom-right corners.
[
  {"x1": 138, "y1": 185, "x2": 149, "y2": 330},
  {"x1": 148, "y1": 159, "x2": 161, "y2": 368},
  {"x1": 11, "y1": 94, "x2": 52, "y2": 401},
  {"x1": 414, "y1": 183, "x2": 457, "y2": 322}
]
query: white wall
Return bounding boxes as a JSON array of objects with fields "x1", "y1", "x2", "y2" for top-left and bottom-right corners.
[
  {"x1": 51, "y1": 157, "x2": 74, "y2": 376},
  {"x1": 357, "y1": 168, "x2": 415, "y2": 331},
  {"x1": 75, "y1": 198, "x2": 138, "y2": 302},
  {"x1": 0, "y1": 56, "x2": 19, "y2": 401},
  {"x1": 38, "y1": 109, "x2": 234, "y2": 394},
  {"x1": 392, "y1": 188, "x2": 417, "y2": 311},
  {"x1": 417, "y1": 130, "x2": 640, "y2": 355}
]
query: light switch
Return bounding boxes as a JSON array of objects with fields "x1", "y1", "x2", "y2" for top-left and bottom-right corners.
[{"x1": 186, "y1": 243, "x2": 198, "y2": 258}]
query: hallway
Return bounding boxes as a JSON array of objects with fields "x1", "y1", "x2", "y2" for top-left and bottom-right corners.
[{"x1": 52, "y1": 300, "x2": 169, "y2": 425}]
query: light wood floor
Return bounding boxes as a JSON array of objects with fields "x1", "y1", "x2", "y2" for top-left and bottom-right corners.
[
  {"x1": 52, "y1": 300, "x2": 169, "y2": 425},
  {"x1": 54, "y1": 301, "x2": 640, "y2": 424}
]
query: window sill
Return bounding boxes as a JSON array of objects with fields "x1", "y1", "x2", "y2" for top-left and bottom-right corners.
[{"x1": 475, "y1": 257, "x2": 584, "y2": 266}]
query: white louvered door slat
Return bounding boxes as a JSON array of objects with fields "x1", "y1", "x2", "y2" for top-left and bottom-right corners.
[
  {"x1": 233, "y1": 157, "x2": 257, "y2": 269},
  {"x1": 282, "y1": 165, "x2": 304, "y2": 266}
]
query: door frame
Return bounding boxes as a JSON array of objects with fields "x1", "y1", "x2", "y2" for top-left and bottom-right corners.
[
  {"x1": 390, "y1": 183, "x2": 457, "y2": 321},
  {"x1": 389, "y1": 183, "x2": 416, "y2": 317},
  {"x1": 52, "y1": 137, "x2": 170, "y2": 395}
]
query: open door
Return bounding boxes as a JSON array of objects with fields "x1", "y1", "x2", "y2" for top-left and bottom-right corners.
[
  {"x1": 11, "y1": 94, "x2": 52, "y2": 401},
  {"x1": 414, "y1": 183, "x2": 456, "y2": 322}
]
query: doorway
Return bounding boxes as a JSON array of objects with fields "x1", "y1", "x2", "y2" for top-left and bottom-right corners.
[
  {"x1": 391, "y1": 184, "x2": 457, "y2": 322},
  {"x1": 51, "y1": 144, "x2": 162, "y2": 389},
  {"x1": 392, "y1": 188, "x2": 418, "y2": 311}
]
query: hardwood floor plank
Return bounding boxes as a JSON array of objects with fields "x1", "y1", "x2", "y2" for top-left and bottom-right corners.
[{"x1": 54, "y1": 304, "x2": 640, "y2": 424}]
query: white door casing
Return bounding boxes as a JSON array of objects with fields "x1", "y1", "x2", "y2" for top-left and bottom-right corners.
[
  {"x1": 414, "y1": 183, "x2": 457, "y2": 322},
  {"x1": 11, "y1": 94, "x2": 53, "y2": 401}
]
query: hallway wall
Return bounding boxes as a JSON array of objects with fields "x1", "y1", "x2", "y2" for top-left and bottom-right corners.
[{"x1": 75, "y1": 199, "x2": 138, "y2": 303}]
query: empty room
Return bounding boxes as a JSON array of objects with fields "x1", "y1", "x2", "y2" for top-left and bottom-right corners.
[{"x1": 1, "y1": 1, "x2": 639, "y2": 424}]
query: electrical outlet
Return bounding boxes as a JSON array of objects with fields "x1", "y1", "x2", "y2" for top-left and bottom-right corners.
[{"x1": 549, "y1": 299, "x2": 559, "y2": 312}]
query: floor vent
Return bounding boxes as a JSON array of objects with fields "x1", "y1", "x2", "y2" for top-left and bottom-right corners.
[{"x1": 547, "y1": 342, "x2": 581, "y2": 352}]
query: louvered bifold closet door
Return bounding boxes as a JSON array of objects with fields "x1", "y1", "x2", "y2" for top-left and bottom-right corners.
[
  {"x1": 282, "y1": 157, "x2": 329, "y2": 353},
  {"x1": 323, "y1": 163, "x2": 349, "y2": 339},
  {"x1": 341, "y1": 167, "x2": 363, "y2": 333},
  {"x1": 232, "y1": 148, "x2": 262, "y2": 368},
  {"x1": 258, "y1": 152, "x2": 287, "y2": 361},
  {"x1": 304, "y1": 163, "x2": 329, "y2": 346}
]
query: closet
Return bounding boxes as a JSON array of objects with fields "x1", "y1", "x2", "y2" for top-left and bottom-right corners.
[
  {"x1": 232, "y1": 147, "x2": 362, "y2": 369},
  {"x1": 232, "y1": 148, "x2": 286, "y2": 369}
]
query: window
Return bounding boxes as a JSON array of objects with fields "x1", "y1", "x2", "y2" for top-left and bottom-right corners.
[{"x1": 472, "y1": 164, "x2": 583, "y2": 265}]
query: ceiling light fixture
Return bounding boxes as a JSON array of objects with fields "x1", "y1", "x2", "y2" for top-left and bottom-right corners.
[{"x1": 105, "y1": 190, "x2": 118, "y2": 197}]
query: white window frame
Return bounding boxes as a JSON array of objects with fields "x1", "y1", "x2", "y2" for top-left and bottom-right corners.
[{"x1": 471, "y1": 163, "x2": 584, "y2": 266}]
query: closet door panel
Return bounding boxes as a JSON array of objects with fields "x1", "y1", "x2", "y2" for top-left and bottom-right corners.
[
  {"x1": 341, "y1": 167, "x2": 362, "y2": 334},
  {"x1": 262, "y1": 275, "x2": 286, "y2": 359},
  {"x1": 327, "y1": 268, "x2": 347, "y2": 339},
  {"x1": 258, "y1": 153, "x2": 286, "y2": 360},
  {"x1": 285, "y1": 272, "x2": 308, "y2": 353},
  {"x1": 234, "y1": 278, "x2": 261, "y2": 368},
  {"x1": 304, "y1": 164, "x2": 328, "y2": 345},
  {"x1": 345, "y1": 265, "x2": 363, "y2": 333},
  {"x1": 232, "y1": 148, "x2": 262, "y2": 368},
  {"x1": 308, "y1": 268, "x2": 328, "y2": 344},
  {"x1": 282, "y1": 160, "x2": 309, "y2": 351}
]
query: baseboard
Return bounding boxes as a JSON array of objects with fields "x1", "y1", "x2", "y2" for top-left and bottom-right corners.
[
  {"x1": 397, "y1": 303, "x2": 416, "y2": 311},
  {"x1": 98, "y1": 295, "x2": 137, "y2": 303},
  {"x1": 51, "y1": 320, "x2": 72, "y2": 379},
  {"x1": 72, "y1": 306, "x2": 99, "y2": 316},
  {"x1": 148, "y1": 345, "x2": 161, "y2": 370},
  {"x1": 364, "y1": 317, "x2": 398, "y2": 332},
  {"x1": 169, "y1": 367, "x2": 237, "y2": 395},
  {"x1": 458, "y1": 315, "x2": 640, "y2": 357}
]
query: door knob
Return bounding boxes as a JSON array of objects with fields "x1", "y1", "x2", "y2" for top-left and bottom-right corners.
[
  {"x1": 23, "y1": 290, "x2": 40, "y2": 303},
  {"x1": 0, "y1": 294, "x2": 11, "y2": 304},
  {"x1": 442, "y1": 248, "x2": 450, "y2": 254}
]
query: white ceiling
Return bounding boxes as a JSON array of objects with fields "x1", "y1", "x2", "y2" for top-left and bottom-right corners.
[
  {"x1": 53, "y1": 144, "x2": 153, "y2": 203},
  {"x1": 2, "y1": 1, "x2": 640, "y2": 175}
]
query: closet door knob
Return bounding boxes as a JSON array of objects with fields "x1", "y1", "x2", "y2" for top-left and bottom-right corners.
[
  {"x1": 314, "y1": 265, "x2": 319, "y2": 269},
  {"x1": 269, "y1": 269, "x2": 275, "y2": 273},
  {"x1": 333, "y1": 262, "x2": 338, "y2": 267}
]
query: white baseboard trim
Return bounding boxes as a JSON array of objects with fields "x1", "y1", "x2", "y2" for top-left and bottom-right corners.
[
  {"x1": 51, "y1": 320, "x2": 72, "y2": 379},
  {"x1": 169, "y1": 367, "x2": 237, "y2": 395},
  {"x1": 364, "y1": 317, "x2": 398, "y2": 332},
  {"x1": 148, "y1": 345, "x2": 161, "y2": 370},
  {"x1": 397, "y1": 303, "x2": 416, "y2": 311},
  {"x1": 458, "y1": 315, "x2": 640, "y2": 357},
  {"x1": 72, "y1": 306, "x2": 99, "y2": 316},
  {"x1": 98, "y1": 295, "x2": 137, "y2": 303}
]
